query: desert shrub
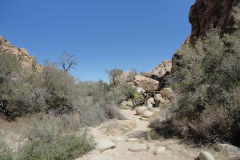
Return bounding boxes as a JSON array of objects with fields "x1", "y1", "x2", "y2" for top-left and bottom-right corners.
[
  {"x1": 42, "y1": 63, "x2": 75, "y2": 115},
  {"x1": 0, "y1": 59, "x2": 77, "y2": 120},
  {"x1": 17, "y1": 122, "x2": 94, "y2": 160},
  {"x1": 0, "y1": 53, "x2": 20, "y2": 83},
  {"x1": 106, "y1": 68, "x2": 123, "y2": 87},
  {"x1": 75, "y1": 80, "x2": 125, "y2": 126},
  {"x1": 106, "y1": 68, "x2": 140, "y2": 102},
  {"x1": 0, "y1": 53, "x2": 46, "y2": 120},
  {"x1": 0, "y1": 141, "x2": 13, "y2": 160},
  {"x1": 156, "y1": 7, "x2": 240, "y2": 144},
  {"x1": 0, "y1": 53, "x2": 124, "y2": 125},
  {"x1": 130, "y1": 89, "x2": 141, "y2": 100},
  {"x1": 0, "y1": 52, "x2": 126, "y2": 127}
]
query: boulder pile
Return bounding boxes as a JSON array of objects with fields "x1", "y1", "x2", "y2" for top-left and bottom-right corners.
[{"x1": 120, "y1": 60, "x2": 175, "y2": 119}]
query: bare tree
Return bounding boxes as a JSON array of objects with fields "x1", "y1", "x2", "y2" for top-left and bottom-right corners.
[{"x1": 58, "y1": 52, "x2": 78, "y2": 72}]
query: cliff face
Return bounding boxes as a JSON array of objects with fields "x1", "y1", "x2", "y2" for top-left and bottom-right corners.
[
  {"x1": 172, "y1": 0, "x2": 240, "y2": 72},
  {"x1": 189, "y1": 0, "x2": 240, "y2": 42},
  {"x1": 0, "y1": 36, "x2": 41, "y2": 71}
]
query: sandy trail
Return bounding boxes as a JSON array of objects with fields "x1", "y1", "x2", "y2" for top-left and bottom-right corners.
[{"x1": 76, "y1": 109, "x2": 210, "y2": 160}]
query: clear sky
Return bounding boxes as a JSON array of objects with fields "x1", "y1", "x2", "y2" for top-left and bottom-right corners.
[{"x1": 0, "y1": 0, "x2": 194, "y2": 82}]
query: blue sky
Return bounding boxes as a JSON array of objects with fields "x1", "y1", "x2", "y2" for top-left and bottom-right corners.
[{"x1": 0, "y1": 0, "x2": 194, "y2": 82}]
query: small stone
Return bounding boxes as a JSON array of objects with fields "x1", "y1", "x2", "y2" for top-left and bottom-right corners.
[
  {"x1": 120, "y1": 101, "x2": 127, "y2": 106},
  {"x1": 135, "y1": 106, "x2": 147, "y2": 115},
  {"x1": 136, "y1": 87, "x2": 145, "y2": 94},
  {"x1": 154, "y1": 146, "x2": 166, "y2": 154},
  {"x1": 139, "y1": 117, "x2": 149, "y2": 121},
  {"x1": 149, "y1": 108, "x2": 160, "y2": 113},
  {"x1": 111, "y1": 137, "x2": 122, "y2": 143},
  {"x1": 126, "y1": 138, "x2": 138, "y2": 142},
  {"x1": 198, "y1": 151, "x2": 215, "y2": 160},
  {"x1": 128, "y1": 143, "x2": 148, "y2": 152},
  {"x1": 154, "y1": 94, "x2": 163, "y2": 102},
  {"x1": 96, "y1": 139, "x2": 116, "y2": 151},
  {"x1": 160, "y1": 99, "x2": 170, "y2": 104},
  {"x1": 148, "y1": 97, "x2": 155, "y2": 104},
  {"x1": 142, "y1": 110, "x2": 153, "y2": 118},
  {"x1": 126, "y1": 100, "x2": 134, "y2": 107},
  {"x1": 146, "y1": 101, "x2": 153, "y2": 109}
]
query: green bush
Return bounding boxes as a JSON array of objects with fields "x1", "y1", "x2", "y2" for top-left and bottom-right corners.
[
  {"x1": 130, "y1": 89, "x2": 141, "y2": 100},
  {"x1": 17, "y1": 123, "x2": 94, "y2": 160}
]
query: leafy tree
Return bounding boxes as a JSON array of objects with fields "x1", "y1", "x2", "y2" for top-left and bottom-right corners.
[{"x1": 106, "y1": 68, "x2": 123, "y2": 87}]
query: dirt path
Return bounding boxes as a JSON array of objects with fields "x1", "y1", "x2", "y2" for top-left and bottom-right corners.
[{"x1": 76, "y1": 109, "x2": 216, "y2": 160}]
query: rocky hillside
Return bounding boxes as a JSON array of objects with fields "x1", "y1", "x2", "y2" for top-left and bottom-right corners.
[
  {"x1": 188, "y1": 0, "x2": 240, "y2": 42},
  {"x1": 156, "y1": 0, "x2": 240, "y2": 150},
  {"x1": 0, "y1": 36, "x2": 41, "y2": 71}
]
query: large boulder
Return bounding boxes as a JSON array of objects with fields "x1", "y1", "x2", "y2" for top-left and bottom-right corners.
[{"x1": 134, "y1": 75, "x2": 160, "y2": 91}]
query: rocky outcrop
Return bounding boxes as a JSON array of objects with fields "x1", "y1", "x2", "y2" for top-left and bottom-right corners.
[
  {"x1": 173, "y1": 0, "x2": 240, "y2": 73},
  {"x1": 118, "y1": 60, "x2": 175, "y2": 119},
  {"x1": 134, "y1": 75, "x2": 160, "y2": 91},
  {"x1": 143, "y1": 60, "x2": 172, "y2": 80},
  {"x1": 189, "y1": 0, "x2": 240, "y2": 42},
  {"x1": 0, "y1": 36, "x2": 41, "y2": 71},
  {"x1": 132, "y1": 60, "x2": 173, "y2": 92}
]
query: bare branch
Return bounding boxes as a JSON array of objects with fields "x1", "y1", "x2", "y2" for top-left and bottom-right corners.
[{"x1": 58, "y1": 52, "x2": 78, "y2": 72}]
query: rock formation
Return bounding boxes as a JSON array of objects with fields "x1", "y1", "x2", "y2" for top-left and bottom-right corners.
[
  {"x1": 173, "y1": 0, "x2": 240, "y2": 72},
  {"x1": 134, "y1": 75, "x2": 160, "y2": 91},
  {"x1": 119, "y1": 60, "x2": 175, "y2": 119},
  {"x1": 188, "y1": 0, "x2": 240, "y2": 42},
  {"x1": 0, "y1": 36, "x2": 41, "y2": 71},
  {"x1": 143, "y1": 60, "x2": 172, "y2": 80}
]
